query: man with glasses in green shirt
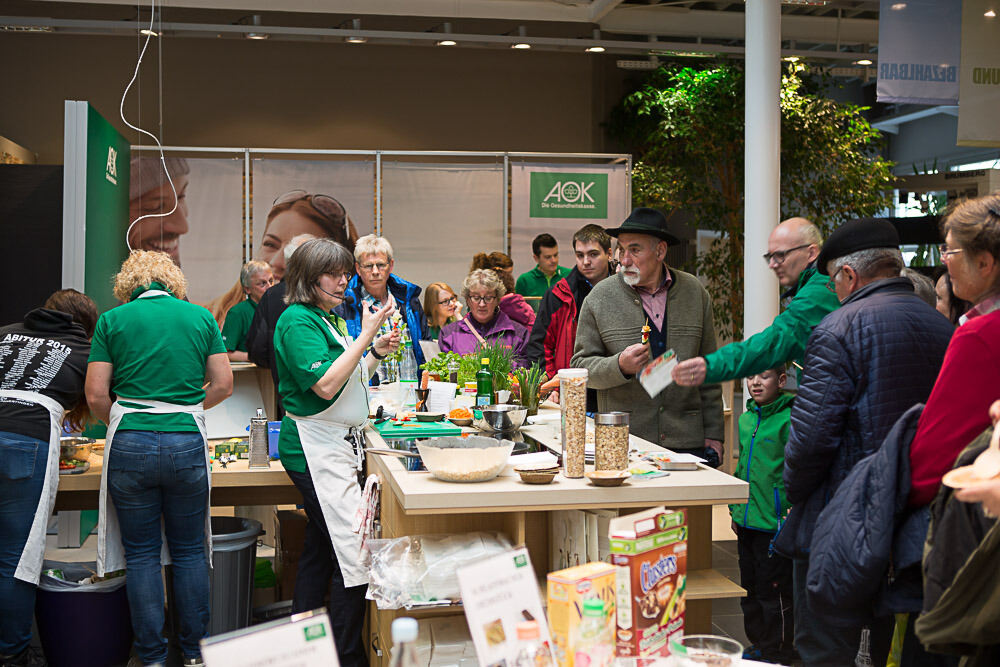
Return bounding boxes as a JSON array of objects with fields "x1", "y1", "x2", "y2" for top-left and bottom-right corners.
[{"x1": 673, "y1": 217, "x2": 841, "y2": 387}]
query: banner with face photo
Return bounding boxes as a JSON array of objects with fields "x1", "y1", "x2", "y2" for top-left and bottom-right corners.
[
  {"x1": 510, "y1": 162, "x2": 629, "y2": 285},
  {"x1": 250, "y1": 158, "x2": 376, "y2": 280},
  {"x1": 129, "y1": 155, "x2": 244, "y2": 306},
  {"x1": 876, "y1": 0, "x2": 961, "y2": 105},
  {"x1": 958, "y1": 0, "x2": 1000, "y2": 146}
]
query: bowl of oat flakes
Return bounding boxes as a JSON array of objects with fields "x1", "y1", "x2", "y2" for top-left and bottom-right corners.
[{"x1": 416, "y1": 435, "x2": 515, "y2": 483}]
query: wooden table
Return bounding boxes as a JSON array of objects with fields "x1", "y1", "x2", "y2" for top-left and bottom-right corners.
[
  {"x1": 365, "y1": 408, "x2": 749, "y2": 665},
  {"x1": 54, "y1": 445, "x2": 302, "y2": 511}
]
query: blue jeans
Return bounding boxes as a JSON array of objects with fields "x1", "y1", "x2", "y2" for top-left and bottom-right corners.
[
  {"x1": 0, "y1": 431, "x2": 48, "y2": 657},
  {"x1": 108, "y1": 430, "x2": 210, "y2": 664}
]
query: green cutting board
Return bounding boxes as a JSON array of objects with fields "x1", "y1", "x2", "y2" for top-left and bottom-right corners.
[{"x1": 374, "y1": 419, "x2": 462, "y2": 439}]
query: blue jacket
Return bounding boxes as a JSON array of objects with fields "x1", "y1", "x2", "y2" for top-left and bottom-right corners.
[
  {"x1": 776, "y1": 278, "x2": 953, "y2": 558},
  {"x1": 806, "y1": 404, "x2": 928, "y2": 626},
  {"x1": 334, "y1": 273, "x2": 429, "y2": 367}
]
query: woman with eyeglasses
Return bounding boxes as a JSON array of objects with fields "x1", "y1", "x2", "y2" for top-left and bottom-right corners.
[
  {"x1": 423, "y1": 282, "x2": 462, "y2": 340},
  {"x1": 222, "y1": 260, "x2": 274, "y2": 362},
  {"x1": 208, "y1": 190, "x2": 358, "y2": 326},
  {"x1": 908, "y1": 194, "x2": 1000, "y2": 509},
  {"x1": 470, "y1": 252, "x2": 536, "y2": 328},
  {"x1": 438, "y1": 269, "x2": 530, "y2": 361},
  {"x1": 273, "y1": 238, "x2": 399, "y2": 667}
]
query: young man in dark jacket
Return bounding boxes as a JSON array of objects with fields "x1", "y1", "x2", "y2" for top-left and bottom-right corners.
[
  {"x1": 523, "y1": 224, "x2": 612, "y2": 407},
  {"x1": 780, "y1": 219, "x2": 954, "y2": 666}
]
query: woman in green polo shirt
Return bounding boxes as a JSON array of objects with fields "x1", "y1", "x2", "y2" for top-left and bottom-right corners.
[
  {"x1": 273, "y1": 238, "x2": 399, "y2": 667},
  {"x1": 84, "y1": 250, "x2": 233, "y2": 667},
  {"x1": 221, "y1": 259, "x2": 274, "y2": 361}
]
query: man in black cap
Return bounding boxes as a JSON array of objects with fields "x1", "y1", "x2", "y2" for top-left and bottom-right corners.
[
  {"x1": 775, "y1": 219, "x2": 954, "y2": 665},
  {"x1": 571, "y1": 207, "x2": 724, "y2": 462}
]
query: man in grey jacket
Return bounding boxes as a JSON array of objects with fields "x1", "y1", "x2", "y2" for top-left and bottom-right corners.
[{"x1": 571, "y1": 208, "x2": 724, "y2": 462}]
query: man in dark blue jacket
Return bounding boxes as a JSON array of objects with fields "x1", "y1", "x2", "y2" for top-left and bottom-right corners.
[
  {"x1": 779, "y1": 219, "x2": 953, "y2": 666},
  {"x1": 334, "y1": 234, "x2": 429, "y2": 371}
]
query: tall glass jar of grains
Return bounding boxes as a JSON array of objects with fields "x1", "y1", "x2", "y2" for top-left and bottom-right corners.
[
  {"x1": 594, "y1": 412, "x2": 630, "y2": 471},
  {"x1": 558, "y1": 368, "x2": 588, "y2": 478}
]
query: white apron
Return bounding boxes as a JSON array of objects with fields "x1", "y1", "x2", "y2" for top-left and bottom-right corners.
[
  {"x1": 285, "y1": 317, "x2": 370, "y2": 588},
  {"x1": 96, "y1": 287, "x2": 213, "y2": 577},
  {"x1": 0, "y1": 389, "x2": 65, "y2": 584}
]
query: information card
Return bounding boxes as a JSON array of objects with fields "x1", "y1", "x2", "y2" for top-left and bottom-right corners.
[
  {"x1": 639, "y1": 348, "x2": 678, "y2": 398},
  {"x1": 201, "y1": 610, "x2": 340, "y2": 667}
]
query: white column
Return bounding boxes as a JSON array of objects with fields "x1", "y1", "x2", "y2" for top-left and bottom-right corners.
[{"x1": 743, "y1": 0, "x2": 781, "y2": 339}]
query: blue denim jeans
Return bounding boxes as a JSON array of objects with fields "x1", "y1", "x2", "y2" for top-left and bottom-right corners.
[
  {"x1": 108, "y1": 430, "x2": 209, "y2": 665},
  {"x1": 0, "y1": 431, "x2": 48, "y2": 657}
]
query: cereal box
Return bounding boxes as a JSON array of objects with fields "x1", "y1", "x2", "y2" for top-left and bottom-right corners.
[
  {"x1": 608, "y1": 506, "x2": 687, "y2": 658},
  {"x1": 546, "y1": 562, "x2": 616, "y2": 667}
]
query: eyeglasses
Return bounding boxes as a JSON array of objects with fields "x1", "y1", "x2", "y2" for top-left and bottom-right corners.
[
  {"x1": 763, "y1": 244, "x2": 811, "y2": 265},
  {"x1": 938, "y1": 244, "x2": 965, "y2": 261},
  {"x1": 272, "y1": 190, "x2": 349, "y2": 239},
  {"x1": 438, "y1": 295, "x2": 458, "y2": 306},
  {"x1": 358, "y1": 262, "x2": 390, "y2": 272},
  {"x1": 468, "y1": 294, "x2": 497, "y2": 305},
  {"x1": 825, "y1": 266, "x2": 844, "y2": 292}
]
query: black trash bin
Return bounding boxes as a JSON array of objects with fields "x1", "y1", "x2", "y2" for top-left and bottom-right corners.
[
  {"x1": 34, "y1": 561, "x2": 133, "y2": 667},
  {"x1": 208, "y1": 516, "x2": 264, "y2": 635}
]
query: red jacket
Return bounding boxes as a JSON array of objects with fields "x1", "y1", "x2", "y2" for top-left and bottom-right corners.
[{"x1": 524, "y1": 267, "x2": 604, "y2": 377}]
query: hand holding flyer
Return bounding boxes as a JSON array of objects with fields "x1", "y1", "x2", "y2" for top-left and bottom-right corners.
[{"x1": 638, "y1": 348, "x2": 678, "y2": 399}]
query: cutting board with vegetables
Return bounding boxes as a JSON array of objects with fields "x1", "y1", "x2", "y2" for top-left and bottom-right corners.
[{"x1": 374, "y1": 419, "x2": 462, "y2": 439}]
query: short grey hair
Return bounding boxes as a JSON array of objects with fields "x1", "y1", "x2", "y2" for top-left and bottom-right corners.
[
  {"x1": 829, "y1": 247, "x2": 904, "y2": 280},
  {"x1": 797, "y1": 221, "x2": 823, "y2": 247},
  {"x1": 462, "y1": 268, "x2": 506, "y2": 301},
  {"x1": 900, "y1": 268, "x2": 936, "y2": 307},
  {"x1": 239, "y1": 260, "x2": 272, "y2": 288},
  {"x1": 354, "y1": 234, "x2": 393, "y2": 262},
  {"x1": 284, "y1": 233, "x2": 317, "y2": 262},
  {"x1": 284, "y1": 239, "x2": 355, "y2": 306}
]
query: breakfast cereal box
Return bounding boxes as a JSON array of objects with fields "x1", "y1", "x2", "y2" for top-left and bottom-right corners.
[
  {"x1": 609, "y1": 506, "x2": 687, "y2": 658},
  {"x1": 546, "y1": 562, "x2": 616, "y2": 667}
]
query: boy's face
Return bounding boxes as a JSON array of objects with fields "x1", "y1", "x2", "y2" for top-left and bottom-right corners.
[{"x1": 747, "y1": 369, "x2": 786, "y2": 406}]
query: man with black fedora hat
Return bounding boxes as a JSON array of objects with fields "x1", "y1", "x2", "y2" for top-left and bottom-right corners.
[
  {"x1": 775, "y1": 219, "x2": 954, "y2": 665},
  {"x1": 572, "y1": 207, "x2": 725, "y2": 461}
]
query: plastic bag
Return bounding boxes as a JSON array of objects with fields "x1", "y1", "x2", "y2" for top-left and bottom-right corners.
[
  {"x1": 365, "y1": 532, "x2": 512, "y2": 609},
  {"x1": 38, "y1": 561, "x2": 126, "y2": 592}
]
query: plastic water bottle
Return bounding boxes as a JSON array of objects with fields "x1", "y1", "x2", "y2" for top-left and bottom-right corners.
[
  {"x1": 572, "y1": 598, "x2": 614, "y2": 667},
  {"x1": 399, "y1": 339, "x2": 418, "y2": 409},
  {"x1": 390, "y1": 617, "x2": 420, "y2": 667}
]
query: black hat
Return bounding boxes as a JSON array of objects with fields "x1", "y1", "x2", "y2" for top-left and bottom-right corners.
[
  {"x1": 816, "y1": 219, "x2": 901, "y2": 275},
  {"x1": 605, "y1": 207, "x2": 680, "y2": 245}
]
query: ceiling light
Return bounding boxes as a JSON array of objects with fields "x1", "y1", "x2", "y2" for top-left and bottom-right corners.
[
  {"x1": 512, "y1": 25, "x2": 530, "y2": 50},
  {"x1": 783, "y1": 55, "x2": 801, "y2": 62},
  {"x1": 586, "y1": 46, "x2": 606, "y2": 53},
  {"x1": 436, "y1": 21, "x2": 456, "y2": 46},
  {"x1": 244, "y1": 15, "x2": 268, "y2": 40},
  {"x1": 891, "y1": 2, "x2": 907, "y2": 9},
  {"x1": 854, "y1": 58, "x2": 873, "y2": 66},
  {"x1": 651, "y1": 49, "x2": 714, "y2": 58},
  {"x1": 346, "y1": 18, "x2": 366, "y2": 44},
  {"x1": 780, "y1": 0, "x2": 830, "y2": 5},
  {"x1": 986, "y1": 9, "x2": 997, "y2": 17},
  {"x1": 437, "y1": 39, "x2": 456, "y2": 46},
  {"x1": 140, "y1": 28, "x2": 159, "y2": 37}
]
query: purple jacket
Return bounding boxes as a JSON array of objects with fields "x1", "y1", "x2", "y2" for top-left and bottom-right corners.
[
  {"x1": 438, "y1": 310, "x2": 530, "y2": 365},
  {"x1": 500, "y1": 293, "x2": 536, "y2": 329}
]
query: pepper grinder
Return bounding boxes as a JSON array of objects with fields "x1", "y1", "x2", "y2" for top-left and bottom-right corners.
[{"x1": 248, "y1": 408, "x2": 270, "y2": 469}]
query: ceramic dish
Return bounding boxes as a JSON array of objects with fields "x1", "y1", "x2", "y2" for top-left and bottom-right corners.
[
  {"x1": 414, "y1": 412, "x2": 445, "y2": 422},
  {"x1": 448, "y1": 417, "x2": 474, "y2": 427},
  {"x1": 585, "y1": 470, "x2": 631, "y2": 487}
]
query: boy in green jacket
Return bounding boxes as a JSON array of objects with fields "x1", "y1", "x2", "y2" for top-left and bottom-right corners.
[{"x1": 730, "y1": 365, "x2": 796, "y2": 664}]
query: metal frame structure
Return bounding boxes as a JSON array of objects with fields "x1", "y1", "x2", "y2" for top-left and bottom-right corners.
[{"x1": 131, "y1": 146, "x2": 632, "y2": 262}]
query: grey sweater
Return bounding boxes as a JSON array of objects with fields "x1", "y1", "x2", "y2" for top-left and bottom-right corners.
[{"x1": 571, "y1": 268, "x2": 724, "y2": 450}]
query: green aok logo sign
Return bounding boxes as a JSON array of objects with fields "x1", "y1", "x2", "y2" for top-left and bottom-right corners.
[{"x1": 530, "y1": 172, "x2": 608, "y2": 219}]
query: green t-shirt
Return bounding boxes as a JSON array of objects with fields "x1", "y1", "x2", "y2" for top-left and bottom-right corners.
[
  {"x1": 514, "y1": 265, "x2": 571, "y2": 299},
  {"x1": 88, "y1": 284, "x2": 227, "y2": 432},
  {"x1": 221, "y1": 299, "x2": 256, "y2": 353},
  {"x1": 274, "y1": 303, "x2": 353, "y2": 473}
]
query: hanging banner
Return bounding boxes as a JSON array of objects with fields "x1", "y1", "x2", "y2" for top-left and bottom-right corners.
[
  {"x1": 958, "y1": 0, "x2": 1000, "y2": 146},
  {"x1": 876, "y1": 0, "x2": 960, "y2": 105},
  {"x1": 510, "y1": 162, "x2": 628, "y2": 285},
  {"x1": 62, "y1": 101, "x2": 131, "y2": 313}
]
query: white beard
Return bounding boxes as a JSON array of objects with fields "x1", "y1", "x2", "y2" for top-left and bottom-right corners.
[{"x1": 622, "y1": 270, "x2": 640, "y2": 286}]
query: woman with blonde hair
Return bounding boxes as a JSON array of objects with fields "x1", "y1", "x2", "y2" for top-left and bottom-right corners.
[
  {"x1": 438, "y1": 269, "x2": 530, "y2": 360},
  {"x1": 208, "y1": 191, "x2": 358, "y2": 325},
  {"x1": 423, "y1": 282, "x2": 461, "y2": 340},
  {"x1": 85, "y1": 250, "x2": 233, "y2": 667},
  {"x1": 470, "y1": 251, "x2": 535, "y2": 328}
]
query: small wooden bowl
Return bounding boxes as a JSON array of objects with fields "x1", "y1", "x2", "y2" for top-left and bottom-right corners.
[
  {"x1": 515, "y1": 465, "x2": 559, "y2": 485},
  {"x1": 448, "y1": 417, "x2": 474, "y2": 427},
  {"x1": 585, "y1": 470, "x2": 631, "y2": 487}
]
